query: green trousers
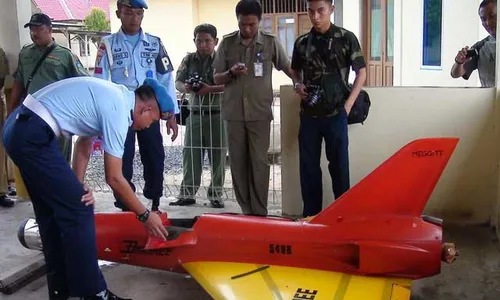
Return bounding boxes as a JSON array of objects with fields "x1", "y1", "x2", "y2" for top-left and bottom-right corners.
[{"x1": 179, "y1": 112, "x2": 227, "y2": 200}]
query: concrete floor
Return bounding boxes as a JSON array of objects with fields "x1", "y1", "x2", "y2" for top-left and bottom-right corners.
[
  {"x1": 0, "y1": 264, "x2": 211, "y2": 300},
  {"x1": 1, "y1": 195, "x2": 500, "y2": 299},
  {"x1": 410, "y1": 224, "x2": 500, "y2": 300}
]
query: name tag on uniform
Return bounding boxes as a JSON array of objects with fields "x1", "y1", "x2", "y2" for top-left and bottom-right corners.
[{"x1": 254, "y1": 62, "x2": 263, "y2": 77}]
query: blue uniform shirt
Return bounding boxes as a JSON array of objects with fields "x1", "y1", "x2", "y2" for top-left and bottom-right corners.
[
  {"x1": 93, "y1": 28, "x2": 179, "y2": 114},
  {"x1": 33, "y1": 77, "x2": 134, "y2": 158}
]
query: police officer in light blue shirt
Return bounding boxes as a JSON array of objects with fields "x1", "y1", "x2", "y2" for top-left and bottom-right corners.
[
  {"x1": 2, "y1": 76, "x2": 173, "y2": 300},
  {"x1": 94, "y1": 0, "x2": 179, "y2": 212}
]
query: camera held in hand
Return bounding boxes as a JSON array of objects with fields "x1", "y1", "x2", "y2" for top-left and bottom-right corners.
[
  {"x1": 306, "y1": 84, "x2": 322, "y2": 107},
  {"x1": 186, "y1": 72, "x2": 202, "y2": 93}
]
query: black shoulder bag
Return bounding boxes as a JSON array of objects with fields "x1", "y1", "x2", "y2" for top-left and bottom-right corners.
[{"x1": 22, "y1": 43, "x2": 56, "y2": 99}]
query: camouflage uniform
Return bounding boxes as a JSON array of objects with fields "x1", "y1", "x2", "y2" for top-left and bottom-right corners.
[{"x1": 291, "y1": 23, "x2": 366, "y2": 217}]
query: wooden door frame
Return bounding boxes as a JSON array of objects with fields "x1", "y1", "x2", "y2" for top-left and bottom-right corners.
[{"x1": 362, "y1": 0, "x2": 392, "y2": 86}]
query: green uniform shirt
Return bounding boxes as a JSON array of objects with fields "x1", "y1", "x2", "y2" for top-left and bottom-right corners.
[
  {"x1": 212, "y1": 30, "x2": 290, "y2": 121},
  {"x1": 14, "y1": 41, "x2": 89, "y2": 95},
  {"x1": 176, "y1": 51, "x2": 221, "y2": 112}
]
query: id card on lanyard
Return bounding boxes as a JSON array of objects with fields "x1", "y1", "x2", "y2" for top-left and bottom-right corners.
[{"x1": 254, "y1": 51, "x2": 263, "y2": 77}]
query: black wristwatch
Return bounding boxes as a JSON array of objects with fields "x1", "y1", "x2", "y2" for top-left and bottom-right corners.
[
  {"x1": 136, "y1": 209, "x2": 150, "y2": 223},
  {"x1": 227, "y1": 69, "x2": 234, "y2": 78}
]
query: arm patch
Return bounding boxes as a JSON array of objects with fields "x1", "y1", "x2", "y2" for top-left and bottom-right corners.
[{"x1": 156, "y1": 40, "x2": 174, "y2": 74}]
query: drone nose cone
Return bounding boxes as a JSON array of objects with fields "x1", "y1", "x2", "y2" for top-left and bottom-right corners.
[{"x1": 18, "y1": 218, "x2": 43, "y2": 251}]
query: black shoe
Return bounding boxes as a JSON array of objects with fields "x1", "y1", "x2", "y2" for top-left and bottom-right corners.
[
  {"x1": 0, "y1": 195, "x2": 14, "y2": 208},
  {"x1": 169, "y1": 198, "x2": 195, "y2": 206},
  {"x1": 210, "y1": 199, "x2": 224, "y2": 209},
  {"x1": 81, "y1": 289, "x2": 132, "y2": 300}
]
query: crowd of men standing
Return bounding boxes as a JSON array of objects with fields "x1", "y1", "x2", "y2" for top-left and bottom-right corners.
[
  {"x1": 2, "y1": 0, "x2": 497, "y2": 299},
  {"x1": 0, "y1": 0, "x2": 368, "y2": 220}
]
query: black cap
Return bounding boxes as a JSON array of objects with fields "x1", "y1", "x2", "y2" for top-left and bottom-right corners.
[{"x1": 24, "y1": 13, "x2": 52, "y2": 28}]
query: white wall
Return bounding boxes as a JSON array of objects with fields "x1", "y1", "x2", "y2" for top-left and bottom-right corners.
[
  {"x1": 399, "y1": 0, "x2": 485, "y2": 87},
  {"x1": 281, "y1": 85, "x2": 498, "y2": 225},
  {"x1": 110, "y1": 0, "x2": 198, "y2": 79},
  {"x1": 0, "y1": 0, "x2": 32, "y2": 83},
  {"x1": 339, "y1": 0, "x2": 487, "y2": 87}
]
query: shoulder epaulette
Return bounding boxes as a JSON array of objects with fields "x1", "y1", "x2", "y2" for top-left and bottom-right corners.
[
  {"x1": 145, "y1": 32, "x2": 161, "y2": 41},
  {"x1": 222, "y1": 30, "x2": 239, "y2": 39}
]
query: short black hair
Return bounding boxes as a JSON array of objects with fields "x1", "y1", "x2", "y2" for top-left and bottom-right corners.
[
  {"x1": 194, "y1": 23, "x2": 217, "y2": 39},
  {"x1": 135, "y1": 85, "x2": 156, "y2": 102},
  {"x1": 235, "y1": 0, "x2": 262, "y2": 21},
  {"x1": 480, "y1": 0, "x2": 497, "y2": 9},
  {"x1": 307, "y1": 0, "x2": 333, "y2": 5}
]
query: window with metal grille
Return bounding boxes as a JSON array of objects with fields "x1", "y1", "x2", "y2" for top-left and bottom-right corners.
[
  {"x1": 260, "y1": 0, "x2": 311, "y2": 58},
  {"x1": 261, "y1": 0, "x2": 307, "y2": 14}
]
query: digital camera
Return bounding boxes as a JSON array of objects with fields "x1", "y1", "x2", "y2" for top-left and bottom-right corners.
[
  {"x1": 186, "y1": 72, "x2": 202, "y2": 93},
  {"x1": 306, "y1": 84, "x2": 322, "y2": 107}
]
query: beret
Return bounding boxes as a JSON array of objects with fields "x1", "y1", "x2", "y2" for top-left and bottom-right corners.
[
  {"x1": 142, "y1": 78, "x2": 175, "y2": 120},
  {"x1": 117, "y1": 0, "x2": 148, "y2": 9}
]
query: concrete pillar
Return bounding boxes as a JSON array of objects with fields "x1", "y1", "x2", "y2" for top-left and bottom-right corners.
[
  {"x1": 0, "y1": 0, "x2": 33, "y2": 85},
  {"x1": 280, "y1": 85, "x2": 336, "y2": 217}
]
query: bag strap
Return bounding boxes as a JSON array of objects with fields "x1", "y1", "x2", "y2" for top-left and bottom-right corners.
[
  {"x1": 329, "y1": 35, "x2": 352, "y2": 93},
  {"x1": 25, "y1": 43, "x2": 56, "y2": 94},
  {"x1": 306, "y1": 32, "x2": 349, "y2": 92}
]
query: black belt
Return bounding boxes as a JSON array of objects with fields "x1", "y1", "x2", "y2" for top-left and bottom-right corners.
[{"x1": 191, "y1": 110, "x2": 220, "y2": 116}]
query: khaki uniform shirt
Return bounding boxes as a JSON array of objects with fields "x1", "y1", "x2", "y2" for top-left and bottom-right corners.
[
  {"x1": 212, "y1": 30, "x2": 290, "y2": 121},
  {"x1": 176, "y1": 51, "x2": 221, "y2": 112},
  {"x1": 14, "y1": 41, "x2": 88, "y2": 95}
]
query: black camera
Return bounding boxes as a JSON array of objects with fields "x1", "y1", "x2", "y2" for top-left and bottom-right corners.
[
  {"x1": 306, "y1": 85, "x2": 322, "y2": 107},
  {"x1": 186, "y1": 72, "x2": 202, "y2": 93},
  {"x1": 466, "y1": 48, "x2": 478, "y2": 58}
]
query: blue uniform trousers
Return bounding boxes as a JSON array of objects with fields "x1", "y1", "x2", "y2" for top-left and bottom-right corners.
[
  {"x1": 113, "y1": 120, "x2": 164, "y2": 209},
  {"x1": 298, "y1": 109, "x2": 350, "y2": 218},
  {"x1": 2, "y1": 105, "x2": 106, "y2": 299}
]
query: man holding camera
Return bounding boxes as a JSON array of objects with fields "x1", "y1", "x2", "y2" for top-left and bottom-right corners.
[
  {"x1": 451, "y1": 0, "x2": 496, "y2": 87},
  {"x1": 170, "y1": 24, "x2": 227, "y2": 208},
  {"x1": 213, "y1": 0, "x2": 292, "y2": 216},
  {"x1": 290, "y1": 0, "x2": 366, "y2": 218}
]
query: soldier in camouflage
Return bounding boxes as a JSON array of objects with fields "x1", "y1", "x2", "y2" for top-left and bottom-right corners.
[{"x1": 290, "y1": 0, "x2": 367, "y2": 218}]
